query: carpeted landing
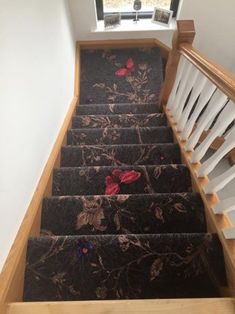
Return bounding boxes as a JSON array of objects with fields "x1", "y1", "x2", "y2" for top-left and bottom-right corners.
[{"x1": 23, "y1": 47, "x2": 227, "y2": 301}]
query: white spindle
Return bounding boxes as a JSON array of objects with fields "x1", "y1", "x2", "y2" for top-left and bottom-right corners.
[
  {"x1": 191, "y1": 101, "x2": 235, "y2": 163},
  {"x1": 167, "y1": 56, "x2": 187, "y2": 109},
  {"x1": 184, "y1": 90, "x2": 228, "y2": 152},
  {"x1": 204, "y1": 115, "x2": 217, "y2": 131},
  {"x1": 172, "y1": 67, "x2": 200, "y2": 122},
  {"x1": 181, "y1": 81, "x2": 217, "y2": 141},
  {"x1": 203, "y1": 165, "x2": 235, "y2": 193},
  {"x1": 177, "y1": 74, "x2": 208, "y2": 132},
  {"x1": 166, "y1": 48, "x2": 235, "y2": 239},
  {"x1": 223, "y1": 227, "x2": 235, "y2": 239},
  {"x1": 168, "y1": 62, "x2": 193, "y2": 114},
  {"x1": 224, "y1": 124, "x2": 235, "y2": 139},
  {"x1": 227, "y1": 210, "x2": 235, "y2": 226},
  {"x1": 212, "y1": 197, "x2": 235, "y2": 214},
  {"x1": 197, "y1": 128, "x2": 235, "y2": 177}
]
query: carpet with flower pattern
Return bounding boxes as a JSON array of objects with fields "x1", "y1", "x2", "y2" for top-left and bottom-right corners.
[{"x1": 23, "y1": 47, "x2": 227, "y2": 301}]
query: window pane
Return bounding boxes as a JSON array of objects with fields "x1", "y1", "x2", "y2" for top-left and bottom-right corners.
[{"x1": 103, "y1": 0, "x2": 171, "y2": 12}]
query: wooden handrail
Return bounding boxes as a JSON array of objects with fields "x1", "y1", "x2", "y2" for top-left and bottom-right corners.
[{"x1": 180, "y1": 43, "x2": 235, "y2": 102}]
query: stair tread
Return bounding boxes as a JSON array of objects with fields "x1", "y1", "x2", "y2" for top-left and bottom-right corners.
[
  {"x1": 53, "y1": 164, "x2": 192, "y2": 196},
  {"x1": 72, "y1": 113, "x2": 167, "y2": 128},
  {"x1": 67, "y1": 126, "x2": 173, "y2": 145},
  {"x1": 61, "y1": 143, "x2": 181, "y2": 167},
  {"x1": 41, "y1": 192, "x2": 206, "y2": 235},
  {"x1": 23, "y1": 233, "x2": 227, "y2": 301}
]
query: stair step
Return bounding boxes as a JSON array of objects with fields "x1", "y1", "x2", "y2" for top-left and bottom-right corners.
[
  {"x1": 61, "y1": 144, "x2": 181, "y2": 167},
  {"x1": 41, "y1": 193, "x2": 206, "y2": 236},
  {"x1": 52, "y1": 165, "x2": 192, "y2": 196},
  {"x1": 67, "y1": 127, "x2": 173, "y2": 146},
  {"x1": 76, "y1": 103, "x2": 160, "y2": 115},
  {"x1": 80, "y1": 47, "x2": 163, "y2": 104},
  {"x1": 23, "y1": 233, "x2": 226, "y2": 301},
  {"x1": 72, "y1": 113, "x2": 167, "y2": 129}
]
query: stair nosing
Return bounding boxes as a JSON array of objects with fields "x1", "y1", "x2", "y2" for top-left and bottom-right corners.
[
  {"x1": 43, "y1": 191, "x2": 201, "y2": 201},
  {"x1": 73, "y1": 113, "x2": 165, "y2": 117},
  {"x1": 62, "y1": 143, "x2": 179, "y2": 149},
  {"x1": 54, "y1": 164, "x2": 187, "y2": 171},
  {"x1": 68, "y1": 126, "x2": 171, "y2": 132}
]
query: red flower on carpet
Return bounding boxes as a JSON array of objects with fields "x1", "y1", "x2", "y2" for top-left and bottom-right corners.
[
  {"x1": 119, "y1": 170, "x2": 141, "y2": 184},
  {"x1": 115, "y1": 58, "x2": 135, "y2": 76},
  {"x1": 105, "y1": 170, "x2": 141, "y2": 195},
  {"x1": 105, "y1": 176, "x2": 120, "y2": 195}
]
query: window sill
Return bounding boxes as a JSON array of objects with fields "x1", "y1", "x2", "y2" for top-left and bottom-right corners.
[{"x1": 93, "y1": 18, "x2": 176, "y2": 33}]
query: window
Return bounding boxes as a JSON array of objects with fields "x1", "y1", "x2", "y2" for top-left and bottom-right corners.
[{"x1": 96, "y1": 0, "x2": 180, "y2": 20}]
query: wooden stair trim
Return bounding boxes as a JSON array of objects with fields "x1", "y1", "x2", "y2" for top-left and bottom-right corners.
[
  {"x1": 6, "y1": 298, "x2": 235, "y2": 314},
  {"x1": 0, "y1": 44, "x2": 80, "y2": 314},
  {"x1": 78, "y1": 38, "x2": 170, "y2": 60}
]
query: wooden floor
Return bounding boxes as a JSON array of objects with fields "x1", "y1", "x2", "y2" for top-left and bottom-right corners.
[{"x1": 6, "y1": 299, "x2": 235, "y2": 314}]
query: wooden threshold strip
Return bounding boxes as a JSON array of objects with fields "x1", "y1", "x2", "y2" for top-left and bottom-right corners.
[{"x1": 6, "y1": 298, "x2": 235, "y2": 314}]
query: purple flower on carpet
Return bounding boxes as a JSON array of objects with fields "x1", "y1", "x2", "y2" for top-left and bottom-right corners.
[{"x1": 77, "y1": 242, "x2": 93, "y2": 258}]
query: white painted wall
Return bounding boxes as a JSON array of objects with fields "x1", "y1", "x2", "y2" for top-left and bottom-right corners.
[
  {"x1": 179, "y1": 0, "x2": 235, "y2": 74},
  {"x1": 0, "y1": 0, "x2": 75, "y2": 271},
  {"x1": 68, "y1": 0, "x2": 235, "y2": 73}
]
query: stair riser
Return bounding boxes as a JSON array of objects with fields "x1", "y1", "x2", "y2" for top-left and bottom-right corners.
[
  {"x1": 24, "y1": 234, "x2": 226, "y2": 301},
  {"x1": 53, "y1": 165, "x2": 192, "y2": 196},
  {"x1": 72, "y1": 113, "x2": 167, "y2": 129},
  {"x1": 41, "y1": 193, "x2": 206, "y2": 235},
  {"x1": 67, "y1": 127, "x2": 173, "y2": 146},
  {"x1": 61, "y1": 144, "x2": 181, "y2": 167},
  {"x1": 76, "y1": 104, "x2": 160, "y2": 115}
]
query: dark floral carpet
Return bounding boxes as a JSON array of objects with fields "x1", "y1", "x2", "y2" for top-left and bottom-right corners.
[
  {"x1": 72, "y1": 113, "x2": 166, "y2": 129},
  {"x1": 23, "y1": 47, "x2": 227, "y2": 301},
  {"x1": 80, "y1": 48, "x2": 163, "y2": 104},
  {"x1": 61, "y1": 144, "x2": 181, "y2": 167}
]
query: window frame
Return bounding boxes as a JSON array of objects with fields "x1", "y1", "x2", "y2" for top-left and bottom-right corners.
[{"x1": 96, "y1": 0, "x2": 180, "y2": 21}]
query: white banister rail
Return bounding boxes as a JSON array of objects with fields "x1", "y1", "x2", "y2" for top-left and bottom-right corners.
[{"x1": 166, "y1": 53, "x2": 235, "y2": 240}]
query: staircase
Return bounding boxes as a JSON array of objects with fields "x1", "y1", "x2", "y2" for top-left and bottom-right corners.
[{"x1": 23, "y1": 47, "x2": 227, "y2": 301}]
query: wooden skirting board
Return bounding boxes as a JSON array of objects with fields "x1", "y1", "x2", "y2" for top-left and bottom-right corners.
[
  {"x1": 6, "y1": 299, "x2": 235, "y2": 314},
  {"x1": 0, "y1": 43, "x2": 80, "y2": 314}
]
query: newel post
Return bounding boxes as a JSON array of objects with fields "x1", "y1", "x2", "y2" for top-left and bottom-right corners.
[{"x1": 160, "y1": 20, "x2": 196, "y2": 107}]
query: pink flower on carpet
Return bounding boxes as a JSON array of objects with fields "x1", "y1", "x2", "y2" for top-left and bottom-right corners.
[
  {"x1": 119, "y1": 170, "x2": 141, "y2": 184},
  {"x1": 105, "y1": 176, "x2": 120, "y2": 195},
  {"x1": 112, "y1": 169, "x2": 123, "y2": 178},
  {"x1": 105, "y1": 169, "x2": 141, "y2": 195},
  {"x1": 115, "y1": 58, "x2": 135, "y2": 76}
]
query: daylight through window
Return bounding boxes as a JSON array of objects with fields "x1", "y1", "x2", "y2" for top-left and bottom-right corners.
[{"x1": 103, "y1": 0, "x2": 171, "y2": 12}]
